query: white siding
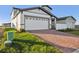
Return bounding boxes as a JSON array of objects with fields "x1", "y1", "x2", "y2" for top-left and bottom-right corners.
[
  {"x1": 23, "y1": 10, "x2": 50, "y2": 18},
  {"x1": 11, "y1": 12, "x2": 21, "y2": 31},
  {"x1": 66, "y1": 17, "x2": 75, "y2": 29},
  {"x1": 25, "y1": 9, "x2": 49, "y2": 15}
]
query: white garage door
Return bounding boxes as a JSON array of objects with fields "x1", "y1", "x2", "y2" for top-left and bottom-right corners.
[
  {"x1": 56, "y1": 24, "x2": 67, "y2": 30},
  {"x1": 25, "y1": 16, "x2": 49, "y2": 30},
  {"x1": 67, "y1": 23, "x2": 74, "y2": 29}
]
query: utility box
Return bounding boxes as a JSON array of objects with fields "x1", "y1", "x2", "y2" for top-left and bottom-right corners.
[
  {"x1": 7, "y1": 32, "x2": 14, "y2": 41},
  {"x1": 4, "y1": 32, "x2": 14, "y2": 47}
]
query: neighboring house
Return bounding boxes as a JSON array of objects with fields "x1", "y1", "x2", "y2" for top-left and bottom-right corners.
[
  {"x1": 11, "y1": 5, "x2": 76, "y2": 31},
  {"x1": 55, "y1": 16, "x2": 76, "y2": 30},
  {"x1": 3, "y1": 23, "x2": 11, "y2": 27}
]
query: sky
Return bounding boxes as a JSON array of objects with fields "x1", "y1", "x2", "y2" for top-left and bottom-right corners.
[{"x1": 0, "y1": 5, "x2": 79, "y2": 25}]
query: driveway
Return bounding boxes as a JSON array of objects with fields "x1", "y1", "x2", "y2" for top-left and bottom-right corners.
[{"x1": 28, "y1": 30, "x2": 79, "y2": 53}]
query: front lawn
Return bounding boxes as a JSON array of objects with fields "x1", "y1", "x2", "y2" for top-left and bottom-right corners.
[{"x1": 0, "y1": 28, "x2": 61, "y2": 53}]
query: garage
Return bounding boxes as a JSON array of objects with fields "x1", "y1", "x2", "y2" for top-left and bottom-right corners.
[
  {"x1": 56, "y1": 24, "x2": 67, "y2": 30},
  {"x1": 24, "y1": 16, "x2": 49, "y2": 30}
]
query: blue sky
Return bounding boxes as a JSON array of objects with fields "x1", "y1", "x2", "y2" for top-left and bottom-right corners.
[{"x1": 0, "y1": 5, "x2": 79, "y2": 25}]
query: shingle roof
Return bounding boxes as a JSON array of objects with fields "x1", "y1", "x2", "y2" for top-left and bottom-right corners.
[
  {"x1": 41, "y1": 5, "x2": 52, "y2": 10},
  {"x1": 58, "y1": 16, "x2": 76, "y2": 21},
  {"x1": 12, "y1": 6, "x2": 56, "y2": 17}
]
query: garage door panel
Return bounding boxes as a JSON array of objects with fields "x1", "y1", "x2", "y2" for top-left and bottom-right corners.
[
  {"x1": 25, "y1": 17, "x2": 49, "y2": 30},
  {"x1": 56, "y1": 24, "x2": 67, "y2": 30}
]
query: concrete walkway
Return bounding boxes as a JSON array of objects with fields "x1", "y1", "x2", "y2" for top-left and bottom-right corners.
[{"x1": 28, "y1": 30, "x2": 79, "y2": 53}]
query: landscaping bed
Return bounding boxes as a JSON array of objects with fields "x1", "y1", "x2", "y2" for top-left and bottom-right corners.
[{"x1": 0, "y1": 28, "x2": 61, "y2": 53}]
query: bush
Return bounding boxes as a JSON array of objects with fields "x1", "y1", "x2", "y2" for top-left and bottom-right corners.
[
  {"x1": 58, "y1": 28, "x2": 75, "y2": 32},
  {"x1": 20, "y1": 29, "x2": 26, "y2": 32}
]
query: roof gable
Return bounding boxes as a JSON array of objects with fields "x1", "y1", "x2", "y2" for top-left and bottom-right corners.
[
  {"x1": 58, "y1": 16, "x2": 76, "y2": 21},
  {"x1": 12, "y1": 6, "x2": 54, "y2": 17},
  {"x1": 41, "y1": 5, "x2": 52, "y2": 10}
]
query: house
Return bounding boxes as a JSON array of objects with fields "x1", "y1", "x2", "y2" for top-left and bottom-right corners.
[
  {"x1": 55, "y1": 16, "x2": 76, "y2": 30},
  {"x1": 2, "y1": 23, "x2": 11, "y2": 27},
  {"x1": 11, "y1": 5, "x2": 76, "y2": 31},
  {"x1": 11, "y1": 5, "x2": 57, "y2": 31}
]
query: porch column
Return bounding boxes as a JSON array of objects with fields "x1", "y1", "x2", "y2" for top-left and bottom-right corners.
[
  {"x1": 54, "y1": 18, "x2": 56, "y2": 29},
  {"x1": 52, "y1": 17, "x2": 56, "y2": 29},
  {"x1": 49, "y1": 18, "x2": 52, "y2": 29}
]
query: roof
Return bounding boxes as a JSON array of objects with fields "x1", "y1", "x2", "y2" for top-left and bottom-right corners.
[
  {"x1": 58, "y1": 16, "x2": 76, "y2": 21},
  {"x1": 12, "y1": 6, "x2": 55, "y2": 17},
  {"x1": 41, "y1": 5, "x2": 52, "y2": 10}
]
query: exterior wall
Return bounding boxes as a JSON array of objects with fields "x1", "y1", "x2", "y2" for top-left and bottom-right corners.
[
  {"x1": 65, "y1": 17, "x2": 76, "y2": 29},
  {"x1": 56, "y1": 20, "x2": 66, "y2": 24},
  {"x1": 11, "y1": 12, "x2": 22, "y2": 31},
  {"x1": 23, "y1": 9, "x2": 51, "y2": 18},
  {"x1": 26, "y1": 9, "x2": 48, "y2": 15}
]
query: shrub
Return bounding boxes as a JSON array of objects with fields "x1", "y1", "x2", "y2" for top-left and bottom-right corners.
[
  {"x1": 20, "y1": 29, "x2": 26, "y2": 32},
  {"x1": 58, "y1": 28, "x2": 75, "y2": 32}
]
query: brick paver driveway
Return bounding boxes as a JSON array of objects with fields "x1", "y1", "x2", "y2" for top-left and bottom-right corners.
[{"x1": 28, "y1": 30, "x2": 79, "y2": 53}]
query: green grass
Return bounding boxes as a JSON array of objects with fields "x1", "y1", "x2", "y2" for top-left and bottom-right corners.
[
  {"x1": 68, "y1": 31, "x2": 79, "y2": 35},
  {"x1": 0, "y1": 28, "x2": 61, "y2": 53},
  {"x1": 58, "y1": 28, "x2": 79, "y2": 36}
]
